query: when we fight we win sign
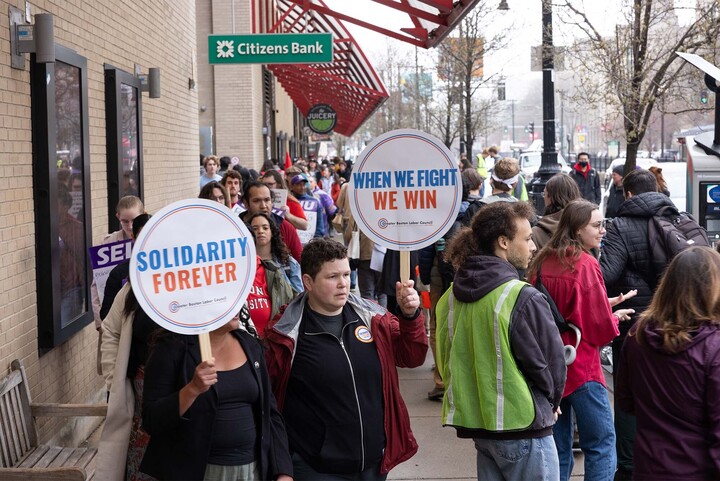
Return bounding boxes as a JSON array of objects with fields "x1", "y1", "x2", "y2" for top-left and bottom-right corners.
[
  {"x1": 349, "y1": 129, "x2": 462, "y2": 251},
  {"x1": 130, "y1": 199, "x2": 256, "y2": 335}
]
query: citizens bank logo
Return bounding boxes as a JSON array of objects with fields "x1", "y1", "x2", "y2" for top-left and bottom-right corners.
[
  {"x1": 216, "y1": 40, "x2": 234, "y2": 58},
  {"x1": 378, "y1": 218, "x2": 388, "y2": 229},
  {"x1": 169, "y1": 301, "x2": 182, "y2": 313}
]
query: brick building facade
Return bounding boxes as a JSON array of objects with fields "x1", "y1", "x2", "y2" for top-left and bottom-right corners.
[{"x1": 0, "y1": 0, "x2": 199, "y2": 445}]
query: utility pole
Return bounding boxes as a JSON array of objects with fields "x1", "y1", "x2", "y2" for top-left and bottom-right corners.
[
  {"x1": 528, "y1": 0, "x2": 559, "y2": 213},
  {"x1": 511, "y1": 99, "x2": 516, "y2": 143},
  {"x1": 560, "y1": 93, "x2": 565, "y2": 158},
  {"x1": 660, "y1": 96, "x2": 665, "y2": 157}
]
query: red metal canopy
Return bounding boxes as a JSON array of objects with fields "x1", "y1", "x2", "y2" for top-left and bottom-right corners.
[
  {"x1": 284, "y1": 0, "x2": 484, "y2": 49},
  {"x1": 255, "y1": 0, "x2": 481, "y2": 136},
  {"x1": 256, "y1": 0, "x2": 389, "y2": 137}
]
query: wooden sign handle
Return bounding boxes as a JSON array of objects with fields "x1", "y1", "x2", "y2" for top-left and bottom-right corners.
[
  {"x1": 199, "y1": 332, "x2": 212, "y2": 361},
  {"x1": 399, "y1": 251, "x2": 410, "y2": 284}
]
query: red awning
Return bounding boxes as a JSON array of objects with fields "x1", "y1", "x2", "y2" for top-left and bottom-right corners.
[
  {"x1": 255, "y1": 0, "x2": 481, "y2": 136},
  {"x1": 282, "y1": 0, "x2": 484, "y2": 49},
  {"x1": 256, "y1": 0, "x2": 389, "y2": 137}
]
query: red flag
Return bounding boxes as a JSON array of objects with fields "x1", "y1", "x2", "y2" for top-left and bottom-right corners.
[{"x1": 284, "y1": 151, "x2": 292, "y2": 170}]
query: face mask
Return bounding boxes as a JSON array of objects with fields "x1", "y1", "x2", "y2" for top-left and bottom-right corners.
[{"x1": 578, "y1": 161, "x2": 588, "y2": 167}]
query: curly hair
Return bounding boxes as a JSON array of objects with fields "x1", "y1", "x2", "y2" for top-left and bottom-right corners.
[
  {"x1": 300, "y1": 238, "x2": 347, "y2": 279},
  {"x1": 246, "y1": 212, "x2": 290, "y2": 265},
  {"x1": 634, "y1": 246, "x2": 720, "y2": 353},
  {"x1": 446, "y1": 201, "x2": 536, "y2": 269},
  {"x1": 527, "y1": 199, "x2": 598, "y2": 278}
]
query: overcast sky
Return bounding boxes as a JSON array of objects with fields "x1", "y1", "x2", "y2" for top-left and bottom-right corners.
[{"x1": 322, "y1": 0, "x2": 697, "y2": 100}]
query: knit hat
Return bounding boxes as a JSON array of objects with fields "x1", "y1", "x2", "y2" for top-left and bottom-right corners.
[{"x1": 612, "y1": 165, "x2": 625, "y2": 177}]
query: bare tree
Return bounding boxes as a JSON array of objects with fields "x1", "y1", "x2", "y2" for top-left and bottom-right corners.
[
  {"x1": 559, "y1": 0, "x2": 720, "y2": 170},
  {"x1": 435, "y1": 5, "x2": 508, "y2": 158}
]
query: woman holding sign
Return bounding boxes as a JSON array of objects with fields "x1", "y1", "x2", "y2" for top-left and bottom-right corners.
[{"x1": 140, "y1": 311, "x2": 294, "y2": 481}]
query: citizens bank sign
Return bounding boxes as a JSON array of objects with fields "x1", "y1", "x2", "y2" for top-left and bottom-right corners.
[{"x1": 209, "y1": 33, "x2": 333, "y2": 64}]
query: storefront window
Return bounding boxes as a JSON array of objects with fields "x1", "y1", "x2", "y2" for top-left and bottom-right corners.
[
  {"x1": 105, "y1": 66, "x2": 143, "y2": 232},
  {"x1": 55, "y1": 61, "x2": 87, "y2": 328},
  {"x1": 32, "y1": 46, "x2": 93, "y2": 350}
]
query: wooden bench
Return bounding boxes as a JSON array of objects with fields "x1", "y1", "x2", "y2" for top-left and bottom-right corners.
[{"x1": 0, "y1": 359, "x2": 107, "y2": 480}]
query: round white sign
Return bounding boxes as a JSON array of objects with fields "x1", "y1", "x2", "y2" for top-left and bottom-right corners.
[
  {"x1": 348, "y1": 129, "x2": 462, "y2": 251},
  {"x1": 129, "y1": 199, "x2": 256, "y2": 334}
]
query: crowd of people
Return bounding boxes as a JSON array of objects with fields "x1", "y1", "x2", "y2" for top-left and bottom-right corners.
[{"x1": 90, "y1": 150, "x2": 720, "y2": 481}]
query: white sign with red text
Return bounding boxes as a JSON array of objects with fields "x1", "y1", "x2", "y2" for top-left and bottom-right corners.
[
  {"x1": 129, "y1": 199, "x2": 256, "y2": 334},
  {"x1": 348, "y1": 129, "x2": 462, "y2": 251}
]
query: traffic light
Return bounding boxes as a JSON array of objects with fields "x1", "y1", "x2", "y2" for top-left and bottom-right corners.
[
  {"x1": 701, "y1": 89, "x2": 709, "y2": 105},
  {"x1": 504, "y1": 126, "x2": 508, "y2": 134},
  {"x1": 529, "y1": 122, "x2": 535, "y2": 137},
  {"x1": 498, "y1": 83, "x2": 506, "y2": 101}
]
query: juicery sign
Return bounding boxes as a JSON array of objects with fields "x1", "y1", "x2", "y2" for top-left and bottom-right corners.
[
  {"x1": 307, "y1": 104, "x2": 337, "y2": 134},
  {"x1": 209, "y1": 33, "x2": 333, "y2": 64}
]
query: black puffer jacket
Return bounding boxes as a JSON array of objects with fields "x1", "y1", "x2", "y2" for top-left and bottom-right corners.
[{"x1": 599, "y1": 192, "x2": 677, "y2": 336}]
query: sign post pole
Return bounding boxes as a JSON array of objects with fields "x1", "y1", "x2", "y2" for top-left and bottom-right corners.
[
  {"x1": 399, "y1": 251, "x2": 410, "y2": 284},
  {"x1": 199, "y1": 332, "x2": 213, "y2": 361}
]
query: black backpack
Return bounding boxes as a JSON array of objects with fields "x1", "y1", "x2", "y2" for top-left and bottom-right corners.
[{"x1": 648, "y1": 205, "x2": 710, "y2": 281}]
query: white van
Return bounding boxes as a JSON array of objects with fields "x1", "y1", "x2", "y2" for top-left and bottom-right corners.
[{"x1": 518, "y1": 151, "x2": 571, "y2": 182}]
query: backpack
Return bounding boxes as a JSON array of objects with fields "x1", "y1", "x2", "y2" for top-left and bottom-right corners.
[{"x1": 648, "y1": 205, "x2": 710, "y2": 281}]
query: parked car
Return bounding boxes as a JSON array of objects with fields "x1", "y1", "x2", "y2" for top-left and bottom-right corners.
[
  {"x1": 518, "y1": 151, "x2": 571, "y2": 182},
  {"x1": 657, "y1": 149, "x2": 679, "y2": 162},
  {"x1": 603, "y1": 157, "x2": 658, "y2": 189}
]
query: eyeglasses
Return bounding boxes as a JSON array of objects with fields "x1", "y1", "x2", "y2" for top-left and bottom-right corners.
[{"x1": 591, "y1": 219, "x2": 609, "y2": 230}]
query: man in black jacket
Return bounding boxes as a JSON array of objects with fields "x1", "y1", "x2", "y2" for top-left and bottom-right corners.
[
  {"x1": 570, "y1": 152, "x2": 601, "y2": 204},
  {"x1": 599, "y1": 169, "x2": 674, "y2": 481},
  {"x1": 604, "y1": 165, "x2": 625, "y2": 218}
]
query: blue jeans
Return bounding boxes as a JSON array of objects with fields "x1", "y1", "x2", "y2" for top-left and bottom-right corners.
[
  {"x1": 473, "y1": 435, "x2": 559, "y2": 481},
  {"x1": 553, "y1": 381, "x2": 616, "y2": 481}
]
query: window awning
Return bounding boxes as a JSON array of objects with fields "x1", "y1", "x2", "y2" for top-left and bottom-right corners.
[
  {"x1": 290, "y1": 0, "x2": 485, "y2": 49},
  {"x1": 256, "y1": 0, "x2": 481, "y2": 136},
  {"x1": 258, "y1": 0, "x2": 389, "y2": 137}
]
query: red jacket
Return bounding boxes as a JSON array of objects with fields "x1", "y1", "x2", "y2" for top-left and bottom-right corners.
[
  {"x1": 263, "y1": 293, "x2": 428, "y2": 474},
  {"x1": 533, "y1": 251, "x2": 619, "y2": 397},
  {"x1": 278, "y1": 218, "x2": 303, "y2": 262}
]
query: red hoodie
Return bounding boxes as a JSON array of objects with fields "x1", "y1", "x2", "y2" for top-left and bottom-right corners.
[
  {"x1": 574, "y1": 161, "x2": 591, "y2": 178},
  {"x1": 532, "y1": 250, "x2": 619, "y2": 397}
]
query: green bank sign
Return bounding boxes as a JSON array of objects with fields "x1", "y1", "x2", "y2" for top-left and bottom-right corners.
[{"x1": 209, "y1": 33, "x2": 333, "y2": 64}]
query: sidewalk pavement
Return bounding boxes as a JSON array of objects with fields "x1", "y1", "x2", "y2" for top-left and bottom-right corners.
[{"x1": 389, "y1": 351, "x2": 589, "y2": 480}]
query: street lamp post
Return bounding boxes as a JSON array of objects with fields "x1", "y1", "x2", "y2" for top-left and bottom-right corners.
[{"x1": 528, "y1": 0, "x2": 560, "y2": 214}]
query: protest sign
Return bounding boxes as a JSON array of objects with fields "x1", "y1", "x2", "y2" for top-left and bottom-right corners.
[
  {"x1": 348, "y1": 129, "x2": 462, "y2": 254},
  {"x1": 89, "y1": 239, "x2": 132, "y2": 304},
  {"x1": 270, "y1": 188, "x2": 288, "y2": 210},
  {"x1": 129, "y1": 199, "x2": 256, "y2": 359}
]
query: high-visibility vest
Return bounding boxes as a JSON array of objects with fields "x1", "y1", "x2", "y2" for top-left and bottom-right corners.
[{"x1": 436, "y1": 279, "x2": 535, "y2": 431}]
